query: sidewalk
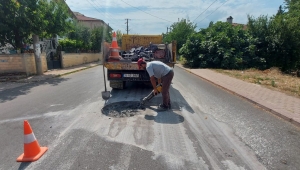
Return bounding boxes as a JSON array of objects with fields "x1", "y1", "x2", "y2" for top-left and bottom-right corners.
[
  {"x1": 17, "y1": 62, "x2": 100, "y2": 83},
  {"x1": 176, "y1": 64, "x2": 300, "y2": 127},
  {"x1": 0, "y1": 62, "x2": 100, "y2": 92}
]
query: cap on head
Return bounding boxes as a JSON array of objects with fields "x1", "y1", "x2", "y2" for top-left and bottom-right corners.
[{"x1": 137, "y1": 58, "x2": 146, "y2": 69}]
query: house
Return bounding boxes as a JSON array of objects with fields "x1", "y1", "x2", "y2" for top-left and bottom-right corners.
[
  {"x1": 73, "y1": 12, "x2": 113, "y2": 31},
  {"x1": 226, "y1": 16, "x2": 247, "y2": 30},
  {"x1": 55, "y1": 1, "x2": 111, "y2": 31}
]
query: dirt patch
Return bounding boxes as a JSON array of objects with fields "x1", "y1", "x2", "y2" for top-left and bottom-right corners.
[
  {"x1": 213, "y1": 67, "x2": 300, "y2": 98},
  {"x1": 0, "y1": 72, "x2": 27, "y2": 82},
  {"x1": 102, "y1": 101, "x2": 145, "y2": 118}
]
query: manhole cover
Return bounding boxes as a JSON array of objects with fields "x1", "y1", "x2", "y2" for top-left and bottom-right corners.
[{"x1": 102, "y1": 101, "x2": 145, "y2": 118}]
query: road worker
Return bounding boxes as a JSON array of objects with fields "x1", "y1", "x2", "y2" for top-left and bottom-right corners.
[{"x1": 138, "y1": 58, "x2": 174, "y2": 110}]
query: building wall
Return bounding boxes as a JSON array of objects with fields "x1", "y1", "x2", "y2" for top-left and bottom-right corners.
[
  {"x1": 0, "y1": 54, "x2": 47, "y2": 75},
  {"x1": 0, "y1": 55, "x2": 24, "y2": 73},
  {"x1": 79, "y1": 21, "x2": 105, "y2": 30},
  {"x1": 23, "y1": 54, "x2": 37, "y2": 75},
  {"x1": 0, "y1": 53, "x2": 100, "y2": 75},
  {"x1": 61, "y1": 52, "x2": 101, "y2": 68},
  {"x1": 41, "y1": 54, "x2": 48, "y2": 72}
]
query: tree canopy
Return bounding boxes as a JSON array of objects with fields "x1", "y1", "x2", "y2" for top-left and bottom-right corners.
[
  {"x1": 163, "y1": 18, "x2": 196, "y2": 53},
  {"x1": 180, "y1": 21, "x2": 261, "y2": 69},
  {"x1": 0, "y1": 0, "x2": 72, "y2": 49},
  {"x1": 177, "y1": 0, "x2": 300, "y2": 73},
  {"x1": 116, "y1": 30, "x2": 123, "y2": 47}
]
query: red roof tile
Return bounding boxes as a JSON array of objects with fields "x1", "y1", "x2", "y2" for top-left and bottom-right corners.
[{"x1": 76, "y1": 15, "x2": 103, "y2": 22}]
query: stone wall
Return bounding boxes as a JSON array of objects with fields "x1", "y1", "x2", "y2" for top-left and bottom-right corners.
[
  {"x1": 0, "y1": 54, "x2": 47, "y2": 75},
  {"x1": 23, "y1": 54, "x2": 37, "y2": 75},
  {"x1": 41, "y1": 54, "x2": 47, "y2": 72},
  {"x1": 61, "y1": 52, "x2": 101, "y2": 68},
  {"x1": 0, "y1": 52, "x2": 100, "y2": 75},
  {"x1": 0, "y1": 54, "x2": 24, "y2": 73}
]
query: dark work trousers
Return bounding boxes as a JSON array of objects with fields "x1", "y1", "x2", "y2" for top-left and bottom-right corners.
[{"x1": 161, "y1": 69, "x2": 174, "y2": 107}]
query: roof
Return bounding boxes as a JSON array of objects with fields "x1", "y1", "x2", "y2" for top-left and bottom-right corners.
[
  {"x1": 75, "y1": 14, "x2": 104, "y2": 22},
  {"x1": 72, "y1": 11, "x2": 112, "y2": 30},
  {"x1": 232, "y1": 23, "x2": 248, "y2": 30}
]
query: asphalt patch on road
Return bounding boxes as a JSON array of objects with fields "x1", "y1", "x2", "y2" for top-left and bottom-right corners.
[{"x1": 102, "y1": 101, "x2": 145, "y2": 118}]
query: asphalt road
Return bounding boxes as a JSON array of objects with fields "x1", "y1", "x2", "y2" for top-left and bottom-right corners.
[{"x1": 0, "y1": 66, "x2": 300, "y2": 170}]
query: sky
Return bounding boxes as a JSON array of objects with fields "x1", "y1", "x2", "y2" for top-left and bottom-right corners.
[{"x1": 66, "y1": 0, "x2": 285, "y2": 35}]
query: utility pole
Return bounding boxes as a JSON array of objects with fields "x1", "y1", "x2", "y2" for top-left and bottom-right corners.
[
  {"x1": 33, "y1": 34, "x2": 43, "y2": 75},
  {"x1": 167, "y1": 27, "x2": 169, "y2": 34},
  {"x1": 125, "y1": 18, "x2": 130, "y2": 34}
]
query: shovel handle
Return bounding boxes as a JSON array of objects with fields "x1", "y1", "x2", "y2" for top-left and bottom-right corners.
[{"x1": 103, "y1": 64, "x2": 107, "y2": 92}]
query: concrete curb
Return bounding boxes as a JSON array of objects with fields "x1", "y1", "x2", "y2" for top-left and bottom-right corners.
[
  {"x1": 175, "y1": 64, "x2": 300, "y2": 127},
  {"x1": 54, "y1": 64, "x2": 100, "y2": 77},
  {"x1": 14, "y1": 63, "x2": 101, "y2": 83}
]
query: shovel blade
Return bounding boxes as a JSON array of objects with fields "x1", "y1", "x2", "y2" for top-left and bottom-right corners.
[{"x1": 102, "y1": 91, "x2": 110, "y2": 100}]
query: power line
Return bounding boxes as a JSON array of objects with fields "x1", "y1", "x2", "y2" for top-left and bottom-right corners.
[
  {"x1": 193, "y1": 0, "x2": 218, "y2": 22},
  {"x1": 94, "y1": 0, "x2": 126, "y2": 29},
  {"x1": 86, "y1": 0, "x2": 123, "y2": 29},
  {"x1": 93, "y1": 0, "x2": 122, "y2": 23},
  {"x1": 199, "y1": 0, "x2": 228, "y2": 23},
  {"x1": 86, "y1": 0, "x2": 118, "y2": 28},
  {"x1": 120, "y1": 0, "x2": 173, "y2": 23}
]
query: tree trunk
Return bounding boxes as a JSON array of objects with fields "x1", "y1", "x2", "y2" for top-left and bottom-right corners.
[
  {"x1": 33, "y1": 34, "x2": 43, "y2": 75},
  {"x1": 14, "y1": 29, "x2": 22, "y2": 49}
]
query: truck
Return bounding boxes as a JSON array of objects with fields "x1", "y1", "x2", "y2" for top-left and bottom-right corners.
[{"x1": 102, "y1": 34, "x2": 177, "y2": 89}]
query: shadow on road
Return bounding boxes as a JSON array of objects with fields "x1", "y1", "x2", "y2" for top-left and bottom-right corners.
[
  {"x1": 105, "y1": 81, "x2": 194, "y2": 114},
  {"x1": 144, "y1": 106, "x2": 185, "y2": 124},
  {"x1": 170, "y1": 86, "x2": 195, "y2": 114},
  {"x1": 101, "y1": 80, "x2": 194, "y2": 124},
  {"x1": 0, "y1": 76, "x2": 69, "y2": 103},
  {"x1": 18, "y1": 162, "x2": 31, "y2": 170}
]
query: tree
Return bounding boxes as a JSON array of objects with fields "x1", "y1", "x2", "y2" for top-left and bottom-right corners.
[
  {"x1": 276, "y1": 5, "x2": 284, "y2": 15},
  {"x1": 81, "y1": 27, "x2": 91, "y2": 49},
  {"x1": 42, "y1": 0, "x2": 72, "y2": 38},
  {"x1": 247, "y1": 0, "x2": 300, "y2": 72},
  {"x1": 163, "y1": 18, "x2": 196, "y2": 53},
  {"x1": 0, "y1": 0, "x2": 72, "y2": 49},
  {"x1": 68, "y1": 22, "x2": 84, "y2": 40},
  {"x1": 67, "y1": 22, "x2": 91, "y2": 49},
  {"x1": 116, "y1": 30, "x2": 123, "y2": 47},
  {"x1": 247, "y1": 15, "x2": 273, "y2": 67},
  {"x1": 282, "y1": 0, "x2": 300, "y2": 71},
  {"x1": 91, "y1": 26, "x2": 112, "y2": 52},
  {"x1": 180, "y1": 21, "x2": 260, "y2": 69}
]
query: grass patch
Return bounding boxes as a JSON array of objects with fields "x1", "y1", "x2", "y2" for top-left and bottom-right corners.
[
  {"x1": 177, "y1": 56, "x2": 186, "y2": 64},
  {"x1": 213, "y1": 67, "x2": 300, "y2": 98}
]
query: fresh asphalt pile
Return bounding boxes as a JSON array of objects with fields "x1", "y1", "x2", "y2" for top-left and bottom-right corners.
[{"x1": 101, "y1": 101, "x2": 146, "y2": 118}]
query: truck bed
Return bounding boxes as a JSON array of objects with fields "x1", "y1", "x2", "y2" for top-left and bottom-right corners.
[{"x1": 102, "y1": 39, "x2": 176, "y2": 89}]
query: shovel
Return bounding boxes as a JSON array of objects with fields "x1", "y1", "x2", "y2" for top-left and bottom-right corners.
[{"x1": 101, "y1": 64, "x2": 110, "y2": 100}]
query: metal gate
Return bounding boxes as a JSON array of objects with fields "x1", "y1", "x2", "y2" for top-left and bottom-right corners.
[{"x1": 47, "y1": 51, "x2": 61, "y2": 70}]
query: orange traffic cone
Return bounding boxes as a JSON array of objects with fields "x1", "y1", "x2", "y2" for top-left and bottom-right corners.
[
  {"x1": 16, "y1": 120, "x2": 48, "y2": 162},
  {"x1": 108, "y1": 32, "x2": 121, "y2": 61}
]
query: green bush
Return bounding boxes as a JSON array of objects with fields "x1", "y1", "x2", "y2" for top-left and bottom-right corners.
[
  {"x1": 179, "y1": 21, "x2": 265, "y2": 69},
  {"x1": 59, "y1": 38, "x2": 86, "y2": 52}
]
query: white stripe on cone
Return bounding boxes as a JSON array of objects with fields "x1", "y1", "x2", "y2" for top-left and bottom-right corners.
[
  {"x1": 113, "y1": 37, "x2": 117, "y2": 41},
  {"x1": 24, "y1": 133, "x2": 36, "y2": 144}
]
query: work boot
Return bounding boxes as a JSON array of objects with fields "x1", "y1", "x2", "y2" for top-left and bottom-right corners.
[
  {"x1": 158, "y1": 104, "x2": 168, "y2": 111},
  {"x1": 168, "y1": 103, "x2": 171, "y2": 109}
]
